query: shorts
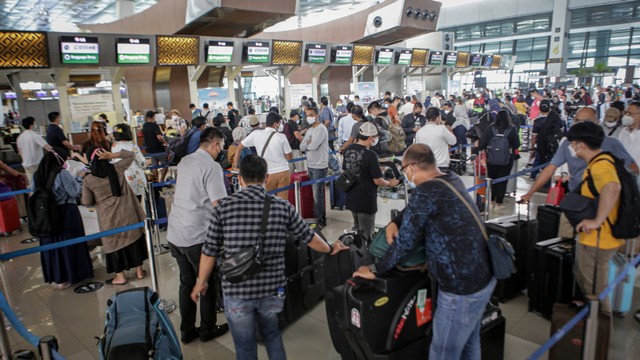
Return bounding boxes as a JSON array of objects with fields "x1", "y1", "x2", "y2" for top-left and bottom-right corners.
[{"x1": 150, "y1": 154, "x2": 167, "y2": 166}]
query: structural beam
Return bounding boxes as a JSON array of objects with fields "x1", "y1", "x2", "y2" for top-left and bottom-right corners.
[
  {"x1": 310, "y1": 64, "x2": 328, "y2": 102},
  {"x1": 225, "y1": 65, "x2": 244, "y2": 108},
  {"x1": 110, "y1": 67, "x2": 125, "y2": 125},
  {"x1": 352, "y1": 66, "x2": 369, "y2": 97},
  {"x1": 282, "y1": 66, "x2": 297, "y2": 113},
  {"x1": 373, "y1": 65, "x2": 390, "y2": 99},
  {"x1": 187, "y1": 65, "x2": 207, "y2": 106},
  {"x1": 54, "y1": 68, "x2": 72, "y2": 134}
]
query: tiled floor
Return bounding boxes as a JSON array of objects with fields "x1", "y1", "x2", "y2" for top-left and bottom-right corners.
[{"x1": 1, "y1": 176, "x2": 639, "y2": 360}]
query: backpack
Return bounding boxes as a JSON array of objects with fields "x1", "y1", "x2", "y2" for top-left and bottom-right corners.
[
  {"x1": 283, "y1": 120, "x2": 300, "y2": 148},
  {"x1": 229, "y1": 109, "x2": 241, "y2": 128},
  {"x1": 486, "y1": 127, "x2": 512, "y2": 166},
  {"x1": 98, "y1": 287, "x2": 182, "y2": 360},
  {"x1": 584, "y1": 153, "x2": 640, "y2": 239},
  {"x1": 387, "y1": 124, "x2": 406, "y2": 154},
  {"x1": 27, "y1": 170, "x2": 60, "y2": 237},
  {"x1": 166, "y1": 128, "x2": 196, "y2": 166}
]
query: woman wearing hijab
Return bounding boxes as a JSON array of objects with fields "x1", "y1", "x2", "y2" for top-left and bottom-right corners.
[
  {"x1": 111, "y1": 124, "x2": 147, "y2": 202},
  {"x1": 82, "y1": 148, "x2": 147, "y2": 285},
  {"x1": 80, "y1": 121, "x2": 112, "y2": 162},
  {"x1": 35, "y1": 147, "x2": 93, "y2": 289}
]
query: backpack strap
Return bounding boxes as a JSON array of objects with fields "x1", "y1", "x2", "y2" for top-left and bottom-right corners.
[{"x1": 261, "y1": 131, "x2": 277, "y2": 158}]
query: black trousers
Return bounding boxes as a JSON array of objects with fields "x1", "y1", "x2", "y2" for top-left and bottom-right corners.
[
  {"x1": 487, "y1": 162, "x2": 513, "y2": 204},
  {"x1": 168, "y1": 242, "x2": 218, "y2": 336}
]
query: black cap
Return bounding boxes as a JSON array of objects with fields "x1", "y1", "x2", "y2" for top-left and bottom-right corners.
[
  {"x1": 289, "y1": 109, "x2": 299, "y2": 118},
  {"x1": 540, "y1": 99, "x2": 551, "y2": 113}
]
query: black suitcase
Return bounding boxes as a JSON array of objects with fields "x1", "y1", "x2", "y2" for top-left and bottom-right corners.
[
  {"x1": 528, "y1": 238, "x2": 575, "y2": 319},
  {"x1": 330, "y1": 179, "x2": 347, "y2": 210},
  {"x1": 481, "y1": 302, "x2": 506, "y2": 360},
  {"x1": 280, "y1": 220, "x2": 327, "y2": 328},
  {"x1": 334, "y1": 269, "x2": 434, "y2": 360},
  {"x1": 325, "y1": 233, "x2": 371, "y2": 360},
  {"x1": 536, "y1": 205, "x2": 562, "y2": 242},
  {"x1": 486, "y1": 212, "x2": 538, "y2": 302},
  {"x1": 549, "y1": 303, "x2": 610, "y2": 360}
]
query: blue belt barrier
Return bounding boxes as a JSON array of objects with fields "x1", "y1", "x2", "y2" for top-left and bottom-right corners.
[
  {"x1": 146, "y1": 164, "x2": 170, "y2": 171},
  {"x1": 450, "y1": 143, "x2": 474, "y2": 152},
  {"x1": 143, "y1": 152, "x2": 166, "y2": 158},
  {"x1": 464, "y1": 162, "x2": 548, "y2": 193},
  {"x1": 268, "y1": 184, "x2": 295, "y2": 195},
  {"x1": 155, "y1": 218, "x2": 168, "y2": 226},
  {"x1": 0, "y1": 188, "x2": 32, "y2": 197},
  {"x1": 152, "y1": 180, "x2": 177, "y2": 188},
  {"x1": 8, "y1": 163, "x2": 22, "y2": 169},
  {"x1": 0, "y1": 222, "x2": 144, "y2": 262},
  {"x1": 527, "y1": 305, "x2": 590, "y2": 359}
]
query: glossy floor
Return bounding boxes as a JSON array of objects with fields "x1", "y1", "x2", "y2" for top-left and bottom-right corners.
[{"x1": 1, "y1": 178, "x2": 639, "y2": 360}]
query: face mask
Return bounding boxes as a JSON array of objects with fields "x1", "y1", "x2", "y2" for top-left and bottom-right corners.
[
  {"x1": 406, "y1": 168, "x2": 416, "y2": 189},
  {"x1": 306, "y1": 117, "x2": 316, "y2": 125},
  {"x1": 172, "y1": 115, "x2": 178, "y2": 121},
  {"x1": 371, "y1": 137, "x2": 379, "y2": 146},
  {"x1": 604, "y1": 121, "x2": 618, "y2": 128},
  {"x1": 277, "y1": 123, "x2": 284, "y2": 132},
  {"x1": 568, "y1": 144, "x2": 578, "y2": 158},
  {"x1": 337, "y1": 103, "x2": 342, "y2": 106},
  {"x1": 384, "y1": 104, "x2": 389, "y2": 108},
  {"x1": 622, "y1": 115, "x2": 634, "y2": 127},
  {"x1": 444, "y1": 110, "x2": 451, "y2": 114},
  {"x1": 414, "y1": 112, "x2": 421, "y2": 117}
]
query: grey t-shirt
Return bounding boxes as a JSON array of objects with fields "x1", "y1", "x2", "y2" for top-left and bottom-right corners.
[
  {"x1": 167, "y1": 148, "x2": 227, "y2": 247},
  {"x1": 550, "y1": 137, "x2": 635, "y2": 191},
  {"x1": 299, "y1": 124, "x2": 329, "y2": 169}
]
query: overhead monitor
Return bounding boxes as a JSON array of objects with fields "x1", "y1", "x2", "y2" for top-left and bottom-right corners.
[
  {"x1": 491, "y1": 55, "x2": 503, "y2": 69},
  {"x1": 396, "y1": 49, "x2": 412, "y2": 65},
  {"x1": 482, "y1": 55, "x2": 494, "y2": 68},
  {"x1": 456, "y1": 52, "x2": 470, "y2": 67},
  {"x1": 375, "y1": 48, "x2": 394, "y2": 65},
  {"x1": 51, "y1": 89, "x2": 59, "y2": 97},
  {"x1": 60, "y1": 36, "x2": 99, "y2": 64},
  {"x1": 470, "y1": 53, "x2": 483, "y2": 67},
  {"x1": 332, "y1": 45, "x2": 353, "y2": 65},
  {"x1": 206, "y1": 40, "x2": 234, "y2": 63},
  {"x1": 428, "y1": 51, "x2": 443, "y2": 66},
  {"x1": 35, "y1": 90, "x2": 48, "y2": 98},
  {"x1": 116, "y1": 37, "x2": 150, "y2": 64},
  {"x1": 3, "y1": 91, "x2": 16, "y2": 99},
  {"x1": 305, "y1": 43, "x2": 327, "y2": 63},
  {"x1": 244, "y1": 41, "x2": 270, "y2": 63},
  {"x1": 444, "y1": 52, "x2": 458, "y2": 67}
]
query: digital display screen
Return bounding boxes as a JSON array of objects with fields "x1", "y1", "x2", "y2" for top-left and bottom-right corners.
[
  {"x1": 456, "y1": 52, "x2": 470, "y2": 67},
  {"x1": 428, "y1": 51, "x2": 443, "y2": 66},
  {"x1": 245, "y1": 41, "x2": 270, "y2": 63},
  {"x1": 333, "y1": 45, "x2": 353, "y2": 65},
  {"x1": 51, "y1": 89, "x2": 59, "y2": 96},
  {"x1": 470, "y1": 53, "x2": 483, "y2": 67},
  {"x1": 206, "y1": 40, "x2": 234, "y2": 63},
  {"x1": 491, "y1": 55, "x2": 503, "y2": 69},
  {"x1": 305, "y1": 44, "x2": 327, "y2": 63},
  {"x1": 445, "y1": 52, "x2": 458, "y2": 67},
  {"x1": 376, "y1": 48, "x2": 394, "y2": 65},
  {"x1": 483, "y1": 55, "x2": 494, "y2": 67},
  {"x1": 60, "y1": 36, "x2": 99, "y2": 64},
  {"x1": 116, "y1": 37, "x2": 150, "y2": 64},
  {"x1": 4, "y1": 91, "x2": 16, "y2": 99},
  {"x1": 35, "y1": 90, "x2": 48, "y2": 98},
  {"x1": 397, "y1": 50, "x2": 412, "y2": 65}
]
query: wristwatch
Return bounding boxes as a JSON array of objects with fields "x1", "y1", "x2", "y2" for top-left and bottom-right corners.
[
  {"x1": 369, "y1": 264, "x2": 378, "y2": 275},
  {"x1": 326, "y1": 243, "x2": 334, "y2": 254}
]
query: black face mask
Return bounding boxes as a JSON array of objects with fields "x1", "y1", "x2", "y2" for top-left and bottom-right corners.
[{"x1": 414, "y1": 112, "x2": 421, "y2": 117}]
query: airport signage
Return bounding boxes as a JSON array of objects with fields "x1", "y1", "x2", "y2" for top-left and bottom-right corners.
[
  {"x1": 428, "y1": 51, "x2": 443, "y2": 66},
  {"x1": 470, "y1": 53, "x2": 483, "y2": 67},
  {"x1": 306, "y1": 44, "x2": 327, "y2": 63},
  {"x1": 60, "y1": 36, "x2": 99, "y2": 64},
  {"x1": 445, "y1": 52, "x2": 458, "y2": 67},
  {"x1": 206, "y1": 41, "x2": 234, "y2": 63},
  {"x1": 376, "y1": 48, "x2": 394, "y2": 65},
  {"x1": 116, "y1": 38, "x2": 150, "y2": 64},
  {"x1": 246, "y1": 41, "x2": 269, "y2": 63},
  {"x1": 397, "y1": 50, "x2": 412, "y2": 65},
  {"x1": 334, "y1": 46, "x2": 353, "y2": 64}
]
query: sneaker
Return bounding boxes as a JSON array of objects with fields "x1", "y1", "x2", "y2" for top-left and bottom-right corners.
[
  {"x1": 200, "y1": 324, "x2": 229, "y2": 342},
  {"x1": 524, "y1": 177, "x2": 535, "y2": 184},
  {"x1": 181, "y1": 327, "x2": 200, "y2": 344},
  {"x1": 494, "y1": 203, "x2": 506, "y2": 211}
]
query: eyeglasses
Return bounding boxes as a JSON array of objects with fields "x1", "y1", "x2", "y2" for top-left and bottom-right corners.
[
  {"x1": 400, "y1": 162, "x2": 416, "y2": 172},
  {"x1": 624, "y1": 111, "x2": 640, "y2": 116}
]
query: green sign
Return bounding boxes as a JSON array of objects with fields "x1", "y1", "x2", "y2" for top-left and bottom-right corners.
[
  {"x1": 334, "y1": 46, "x2": 352, "y2": 64},
  {"x1": 397, "y1": 50, "x2": 412, "y2": 65},
  {"x1": 445, "y1": 52, "x2": 458, "y2": 67},
  {"x1": 117, "y1": 38, "x2": 150, "y2": 64},
  {"x1": 429, "y1": 51, "x2": 443, "y2": 66},
  {"x1": 246, "y1": 41, "x2": 269, "y2": 63},
  {"x1": 306, "y1": 44, "x2": 327, "y2": 63},
  {"x1": 60, "y1": 36, "x2": 99, "y2": 64},
  {"x1": 377, "y1": 48, "x2": 393, "y2": 65},
  {"x1": 207, "y1": 41, "x2": 234, "y2": 63}
]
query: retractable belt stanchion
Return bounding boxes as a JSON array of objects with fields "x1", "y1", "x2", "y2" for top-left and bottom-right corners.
[
  {"x1": 147, "y1": 183, "x2": 169, "y2": 255},
  {"x1": 38, "y1": 336, "x2": 58, "y2": 360},
  {"x1": 294, "y1": 181, "x2": 302, "y2": 213},
  {"x1": 582, "y1": 296, "x2": 600, "y2": 360},
  {"x1": 0, "y1": 313, "x2": 12, "y2": 359},
  {"x1": 484, "y1": 178, "x2": 493, "y2": 221},
  {"x1": 142, "y1": 188, "x2": 176, "y2": 314}
]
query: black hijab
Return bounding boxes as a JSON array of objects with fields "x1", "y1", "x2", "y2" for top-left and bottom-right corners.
[
  {"x1": 89, "y1": 147, "x2": 122, "y2": 197},
  {"x1": 34, "y1": 147, "x2": 68, "y2": 189}
]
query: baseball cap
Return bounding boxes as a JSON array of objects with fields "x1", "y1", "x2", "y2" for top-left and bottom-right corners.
[
  {"x1": 289, "y1": 109, "x2": 299, "y2": 118},
  {"x1": 359, "y1": 122, "x2": 378, "y2": 137},
  {"x1": 540, "y1": 99, "x2": 551, "y2": 113},
  {"x1": 604, "y1": 108, "x2": 621, "y2": 122},
  {"x1": 249, "y1": 115, "x2": 260, "y2": 127}
]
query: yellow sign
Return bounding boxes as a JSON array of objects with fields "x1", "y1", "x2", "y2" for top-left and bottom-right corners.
[
  {"x1": 552, "y1": 45, "x2": 559, "y2": 55},
  {"x1": 374, "y1": 296, "x2": 389, "y2": 307}
]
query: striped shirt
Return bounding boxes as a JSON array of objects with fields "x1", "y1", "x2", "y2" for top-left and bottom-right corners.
[{"x1": 202, "y1": 184, "x2": 314, "y2": 299}]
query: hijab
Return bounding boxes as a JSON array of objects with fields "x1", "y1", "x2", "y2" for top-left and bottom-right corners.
[
  {"x1": 34, "y1": 147, "x2": 68, "y2": 190},
  {"x1": 89, "y1": 147, "x2": 122, "y2": 197}
]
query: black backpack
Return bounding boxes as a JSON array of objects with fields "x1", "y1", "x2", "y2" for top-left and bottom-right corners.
[
  {"x1": 584, "y1": 152, "x2": 640, "y2": 239},
  {"x1": 27, "y1": 170, "x2": 60, "y2": 237},
  {"x1": 486, "y1": 127, "x2": 512, "y2": 166},
  {"x1": 166, "y1": 129, "x2": 196, "y2": 166}
]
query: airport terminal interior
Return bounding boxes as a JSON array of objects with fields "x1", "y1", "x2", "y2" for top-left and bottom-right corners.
[{"x1": 1, "y1": 0, "x2": 640, "y2": 359}]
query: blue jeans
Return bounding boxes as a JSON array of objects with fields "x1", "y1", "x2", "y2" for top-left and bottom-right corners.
[
  {"x1": 224, "y1": 296, "x2": 286, "y2": 360},
  {"x1": 429, "y1": 277, "x2": 496, "y2": 360},
  {"x1": 307, "y1": 167, "x2": 327, "y2": 225}
]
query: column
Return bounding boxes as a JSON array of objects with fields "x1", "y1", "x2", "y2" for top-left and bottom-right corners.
[{"x1": 547, "y1": 0, "x2": 571, "y2": 78}]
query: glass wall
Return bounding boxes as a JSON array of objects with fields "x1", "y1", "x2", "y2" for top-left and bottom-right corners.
[{"x1": 453, "y1": 14, "x2": 550, "y2": 42}]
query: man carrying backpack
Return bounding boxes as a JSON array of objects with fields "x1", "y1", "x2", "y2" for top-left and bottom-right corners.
[
  {"x1": 529, "y1": 100, "x2": 563, "y2": 182},
  {"x1": 284, "y1": 110, "x2": 305, "y2": 173}
]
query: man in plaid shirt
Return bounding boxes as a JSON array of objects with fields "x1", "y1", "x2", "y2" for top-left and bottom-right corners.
[{"x1": 191, "y1": 154, "x2": 347, "y2": 360}]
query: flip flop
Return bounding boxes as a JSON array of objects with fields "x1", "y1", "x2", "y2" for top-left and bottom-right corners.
[
  {"x1": 136, "y1": 270, "x2": 147, "y2": 280},
  {"x1": 105, "y1": 278, "x2": 127, "y2": 286}
]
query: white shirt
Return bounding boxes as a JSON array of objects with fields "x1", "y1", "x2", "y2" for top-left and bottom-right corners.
[
  {"x1": 338, "y1": 115, "x2": 356, "y2": 141},
  {"x1": 618, "y1": 127, "x2": 640, "y2": 166},
  {"x1": 414, "y1": 123, "x2": 457, "y2": 167},
  {"x1": 242, "y1": 127, "x2": 292, "y2": 174},
  {"x1": 16, "y1": 129, "x2": 49, "y2": 167},
  {"x1": 399, "y1": 102, "x2": 415, "y2": 119}
]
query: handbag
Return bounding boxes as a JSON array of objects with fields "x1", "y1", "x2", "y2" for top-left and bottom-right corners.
[
  {"x1": 545, "y1": 180, "x2": 566, "y2": 206},
  {"x1": 369, "y1": 225, "x2": 426, "y2": 267},
  {"x1": 559, "y1": 192, "x2": 598, "y2": 228},
  {"x1": 220, "y1": 195, "x2": 271, "y2": 284},
  {"x1": 335, "y1": 170, "x2": 357, "y2": 192},
  {"x1": 431, "y1": 178, "x2": 516, "y2": 279}
]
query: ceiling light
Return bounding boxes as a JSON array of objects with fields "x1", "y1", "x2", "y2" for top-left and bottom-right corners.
[
  {"x1": 429, "y1": 11, "x2": 437, "y2": 21},
  {"x1": 406, "y1": 7, "x2": 414, "y2": 17},
  {"x1": 414, "y1": 9, "x2": 422, "y2": 19}
]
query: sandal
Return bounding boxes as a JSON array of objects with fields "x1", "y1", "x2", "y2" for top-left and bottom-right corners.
[
  {"x1": 105, "y1": 278, "x2": 127, "y2": 286},
  {"x1": 136, "y1": 270, "x2": 147, "y2": 280}
]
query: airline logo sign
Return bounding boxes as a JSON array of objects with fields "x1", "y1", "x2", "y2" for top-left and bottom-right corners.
[
  {"x1": 117, "y1": 38, "x2": 150, "y2": 64},
  {"x1": 335, "y1": 46, "x2": 353, "y2": 64},
  {"x1": 61, "y1": 36, "x2": 99, "y2": 64},
  {"x1": 397, "y1": 50, "x2": 412, "y2": 65},
  {"x1": 377, "y1": 48, "x2": 394, "y2": 65},
  {"x1": 247, "y1": 42, "x2": 269, "y2": 63},
  {"x1": 307, "y1": 44, "x2": 327, "y2": 63},
  {"x1": 207, "y1": 41, "x2": 234, "y2": 63}
]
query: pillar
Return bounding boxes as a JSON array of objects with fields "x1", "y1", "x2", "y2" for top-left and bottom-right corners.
[
  {"x1": 54, "y1": 68, "x2": 72, "y2": 133},
  {"x1": 110, "y1": 67, "x2": 125, "y2": 124},
  {"x1": 187, "y1": 65, "x2": 207, "y2": 106},
  {"x1": 547, "y1": 0, "x2": 571, "y2": 77}
]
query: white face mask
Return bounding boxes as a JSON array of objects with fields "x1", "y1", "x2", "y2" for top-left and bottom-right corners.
[
  {"x1": 371, "y1": 137, "x2": 379, "y2": 146},
  {"x1": 444, "y1": 110, "x2": 451, "y2": 114},
  {"x1": 604, "y1": 121, "x2": 618, "y2": 128},
  {"x1": 277, "y1": 122, "x2": 284, "y2": 132},
  {"x1": 621, "y1": 115, "x2": 634, "y2": 127},
  {"x1": 306, "y1": 117, "x2": 316, "y2": 125},
  {"x1": 171, "y1": 115, "x2": 178, "y2": 121},
  {"x1": 568, "y1": 144, "x2": 578, "y2": 158}
]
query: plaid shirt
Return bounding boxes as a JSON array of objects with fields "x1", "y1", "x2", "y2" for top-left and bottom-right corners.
[{"x1": 203, "y1": 184, "x2": 315, "y2": 300}]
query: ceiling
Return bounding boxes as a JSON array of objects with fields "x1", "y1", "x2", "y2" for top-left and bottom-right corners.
[{"x1": 0, "y1": 0, "x2": 159, "y2": 32}]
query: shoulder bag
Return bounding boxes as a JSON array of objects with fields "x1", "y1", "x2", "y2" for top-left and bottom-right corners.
[
  {"x1": 221, "y1": 195, "x2": 271, "y2": 284},
  {"x1": 260, "y1": 131, "x2": 277, "y2": 158}
]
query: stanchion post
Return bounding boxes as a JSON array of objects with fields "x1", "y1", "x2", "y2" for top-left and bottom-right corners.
[
  {"x1": 0, "y1": 313, "x2": 12, "y2": 360},
  {"x1": 484, "y1": 178, "x2": 493, "y2": 221},
  {"x1": 582, "y1": 296, "x2": 600, "y2": 360},
  {"x1": 38, "y1": 336, "x2": 58, "y2": 360},
  {"x1": 403, "y1": 181, "x2": 409, "y2": 206},
  {"x1": 147, "y1": 183, "x2": 168, "y2": 255},
  {"x1": 294, "y1": 181, "x2": 302, "y2": 213}
]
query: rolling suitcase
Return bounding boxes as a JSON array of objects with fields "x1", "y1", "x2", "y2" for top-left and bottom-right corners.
[
  {"x1": 536, "y1": 205, "x2": 562, "y2": 242},
  {"x1": 549, "y1": 303, "x2": 610, "y2": 360},
  {"x1": 324, "y1": 232, "x2": 371, "y2": 360},
  {"x1": 486, "y1": 206, "x2": 538, "y2": 302},
  {"x1": 279, "y1": 220, "x2": 327, "y2": 328},
  {"x1": 0, "y1": 197, "x2": 20, "y2": 235},
  {"x1": 528, "y1": 238, "x2": 575, "y2": 319},
  {"x1": 607, "y1": 240, "x2": 637, "y2": 316},
  {"x1": 330, "y1": 178, "x2": 347, "y2": 210},
  {"x1": 481, "y1": 302, "x2": 506, "y2": 360},
  {"x1": 288, "y1": 171, "x2": 315, "y2": 219},
  {"x1": 335, "y1": 269, "x2": 434, "y2": 360}
]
